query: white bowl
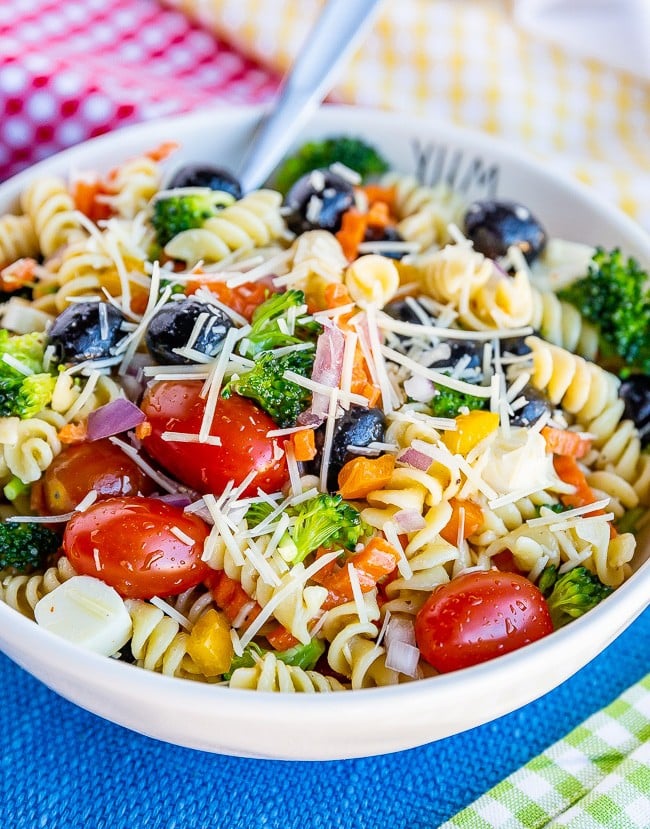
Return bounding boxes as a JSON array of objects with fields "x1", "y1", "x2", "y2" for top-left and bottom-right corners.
[{"x1": 1, "y1": 104, "x2": 650, "y2": 760}]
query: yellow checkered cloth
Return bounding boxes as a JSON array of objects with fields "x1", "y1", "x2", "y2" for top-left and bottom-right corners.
[{"x1": 163, "y1": 0, "x2": 650, "y2": 231}]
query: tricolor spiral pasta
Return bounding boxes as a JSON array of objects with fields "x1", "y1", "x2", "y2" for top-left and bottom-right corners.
[
  {"x1": 124, "y1": 598, "x2": 196, "y2": 677},
  {"x1": 104, "y1": 154, "x2": 162, "y2": 219},
  {"x1": 1, "y1": 415, "x2": 62, "y2": 484},
  {"x1": 530, "y1": 287, "x2": 599, "y2": 360}
]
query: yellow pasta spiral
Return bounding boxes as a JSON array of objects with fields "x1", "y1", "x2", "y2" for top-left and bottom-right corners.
[
  {"x1": 124, "y1": 598, "x2": 194, "y2": 677},
  {"x1": 530, "y1": 287, "x2": 599, "y2": 360},
  {"x1": 0, "y1": 214, "x2": 39, "y2": 266},
  {"x1": 20, "y1": 177, "x2": 85, "y2": 257},
  {"x1": 164, "y1": 190, "x2": 285, "y2": 263},
  {"x1": 0, "y1": 556, "x2": 77, "y2": 620},
  {"x1": 229, "y1": 652, "x2": 345, "y2": 692}
]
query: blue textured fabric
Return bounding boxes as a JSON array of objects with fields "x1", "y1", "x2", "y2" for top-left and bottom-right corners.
[{"x1": 2, "y1": 608, "x2": 649, "y2": 829}]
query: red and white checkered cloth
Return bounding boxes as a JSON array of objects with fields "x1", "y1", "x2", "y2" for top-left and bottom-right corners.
[{"x1": 0, "y1": 0, "x2": 278, "y2": 182}]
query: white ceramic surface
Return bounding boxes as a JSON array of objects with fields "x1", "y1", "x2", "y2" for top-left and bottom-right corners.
[{"x1": 1, "y1": 105, "x2": 650, "y2": 761}]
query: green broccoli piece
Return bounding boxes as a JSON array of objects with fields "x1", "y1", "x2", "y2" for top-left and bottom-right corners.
[
  {"x1": 244, "y1": 500, "x2": 276, "y2": 528},
  {"x1": 223, "y1": 638, "x2": 325, "y2": 680},
  {"x1": 0, "y1": 331, "x2": 55, "y2": 418},
  {"x1": 0, "y1": 522, "x2": 61, "y2": 572},
  {"x1": 539, "y1": 564, "x2": 613, "y2": 629},
  {"x1": 223, "y1": 349, "x2": 314, "y2": 427},
  {"x1": 614, "y1": 506, "x2": 647, "y2": 535},
  {"x1": 273, "y1": 137, "x2": 389, "y2": 195},
  {"x1": 151, "y1": 190, "x2": 235, "y2": 247},
  {"x1": 428, "y1": 386, "x2": 488, "y2": 418},
  {"x1": 558, "y1": 248, "x2": 650, "y2": 372},
  {"x1": 240, "y1": 289, "x2": 321, "y2": 357},
  {"x1": 278, "y1": 493, "x2": 365, "y2": 565}
]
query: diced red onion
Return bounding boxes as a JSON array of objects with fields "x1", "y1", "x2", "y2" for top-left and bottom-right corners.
[
  {"x1": 153, "y1": 493, "x2": 192, "y2": 509},
  {"x1": 307, "y1": 322, "x2": 345, "y2": 417},
  {"x1": 87, "y1": 398, "x2": 146, "y2": 441},
  {"x1": 385, "y1": 617, "x2": 419, "y2": 675},
  {"x1": 297, "y1": 410, "x2": 325, "y2": 428},
  {"x1": 397, "y1": 447, "x2": 433, "y2": 471},
  {"x1": 385, "y1": 640, "x2": 420, "y2": 677},
  {"x1": 403, "y1": 374, "x2": 435, "y2": 403},
  {"x1": 393, "y1": 509, "x2": 426, "y2": 532}
]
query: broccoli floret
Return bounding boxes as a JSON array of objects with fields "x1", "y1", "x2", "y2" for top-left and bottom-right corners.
[
  {"x1": 151, "y1": 190, "x2": 235, "y2": 247},
  {"x1": 0, "y1": 522, "x2": 60, "y2": 572},
  {"x1": 273, "y1": 137, "x2": 389, "y2": 195},
  {"x1": 558, "y1": 248, "x2": 650, "y2": 372},
  {"x1": 240, "y1": 289, "x2": 321, "y2": 357},
  {"x1": 278, "y1": 493, "x2": 365, "y2": 565},
  {"x1": 538, "y1": 564, "x2": 613, "y2": 629},
  {"x1": 427, "y1": 386, "x2": 487, "y2": 418},
  {"x1": 223, "y1": 639, "x2": 325, "y2": 680},
  {"x1": 614, "y1": 506, "x2": 646, "y2": 534},
  {"x1": 0, "y1": 331, "x2": 55, "y2": 418},
  {"x1": 244, "y1": 500, "x2": 276, "y2": 528},
  {"x1": 224, "y1": 349, "x2": 314, "y2": 427}
]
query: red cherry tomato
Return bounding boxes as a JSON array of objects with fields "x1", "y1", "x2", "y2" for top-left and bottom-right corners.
[
  {"x1": 185, "y1": 280, "x2": 272, "y2": 321},
  {"x1": 415, "y1": 570, "x2": 553, "y2": 673},
  {"x1": 63, "y1": 496, "x2": 211, "y2": 599},
  {"x1": 140, "y1": 380, "x2": 288, "y2": 497}
]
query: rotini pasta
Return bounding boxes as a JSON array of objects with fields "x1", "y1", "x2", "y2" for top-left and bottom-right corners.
[
  {"x1": 0, "y1": 136, "x2": 645, "y2": 699},
  {"x1": 0, "y1": 214, "x2": 39, "y2": 266},
  {"x1": 229, "y1": 652, "x2": 345, "y2": 691},
  {"x1": 20, "y1": 177, "x2": 86, "y2": 257}
]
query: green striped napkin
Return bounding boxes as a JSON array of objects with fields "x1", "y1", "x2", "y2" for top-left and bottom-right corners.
[{"x1": 442, "y1": 675, "x2": 650, "y2": 829}]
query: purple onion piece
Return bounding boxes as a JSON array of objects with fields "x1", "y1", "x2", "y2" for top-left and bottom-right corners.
[{"x1": 87, "y1": 398, "x2": 146, "y2": 441}]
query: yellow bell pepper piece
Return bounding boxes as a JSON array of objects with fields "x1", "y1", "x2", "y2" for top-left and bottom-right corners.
[
  {"x1": 186, "y1": 608, "x2": 234, "y2": 677},
  {"x1": 442, "y1": 411, "x2": 499, "y2": 456}
]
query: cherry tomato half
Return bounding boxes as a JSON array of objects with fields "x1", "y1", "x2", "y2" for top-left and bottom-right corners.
[
  {"x1": 185, "y1": 279, "x2": 272, "y2": 321},
  {"x1": 140, "y1": 381, "x2": 288, "y2": 497},
  {"x1": 415, "y1": 570, "x2": 553, "y2": 673},
  {"x1": 39, "y1": 439, "x2": 154, "y2": 515},
  {"x1": 63, "y1": 496, "x2": 211, "y2": 599}
]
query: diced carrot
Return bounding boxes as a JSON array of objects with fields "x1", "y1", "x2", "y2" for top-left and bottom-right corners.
[
  {"x1": 361, "y1": 383, "x2": 381, "y2": 407},
  {"x1": 185, "y1": 279, "x2": 271, "y2": 321},
  {"x1": 335, "y1": 209, "x2": 368, "y2": 261},
  {"x1": 135, "y1": 421, "x2": 152, "y2": 440},
  {"x1": 553, "y1": 455, "x2": 617, "y2": 537},
  {"x1": 366, "y1": 200, "x2": 391, "y2": 229},
  {"x1": 57, "y1": 421, "x2": 87, "y2": 445},
  {"x1": 0, "y1": 258, "x2": 37, "y2": 291},
  {"x1": 145, "y1": 141, "x2": 180, "y2": 162},
  {"x1": 338, "y1": 454, "x2": 395, "y2": 500},
  {"x1": 439, "y1": 498, "x2": 484, "y2": 545},
  {"x1": 71, "y1": 175, "x2": 113, "y2": 222},
  {"x1": 542, "y1": 426, "x2": 591, "y2": 459},
  {"x1": 265, "y1": 624, "x2": 300, "y2": 651},
  {"x1": 292, "y1": 429, "x2": 317, "y2": 462},
  {"x1": 359, "y1": 184, "x2": 396, "y2": 213},
  {"x1": 324, "y1": 282, "x2": 352, "y2": 309},
  {"x1": 313, "y1": 536, "x2": 400, "y2": 603}
]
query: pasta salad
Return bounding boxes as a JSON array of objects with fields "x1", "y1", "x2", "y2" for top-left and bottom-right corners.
[{"x1": 0, "y1": 137, "x2": 646, "y2": 692}]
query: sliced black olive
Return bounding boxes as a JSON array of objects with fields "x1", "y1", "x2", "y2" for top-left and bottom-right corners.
[
  {"x1": 284, "y1": 169, "x2": 354, "y2": 235},
  {"x1": 47, "y1": 301, "x2": 127, "y2": 364},
  {"x1": 383, "y1": 297, "x2": 431, "y2": 326},
  {"x1": 167, "y1": 164, "x2": 242, "y2": 200},
  {"x1": 308, "y1": 407, "x2": 386, "y2": 492},
  {"x1": 430, "y1": 339, "x2": 482, "y2": 373},
  {"x1": 363, "y1": 225, "x2": 407, "y2": 260},
  {"x1": 499, "y1": 336, "x2": 532, "y2": 357},
  {"x1": 510, "y1": 386, "x2": 552, "y2": 427},
  {"x1": 146, "y1": 298, "x2": 233, "y2": 365},
  {"x1": 464, "y1": 199, "x2": 547, "y2": 264},
  {"x1": 619, "y1": 374, "x2": 650, "y2": 445}
]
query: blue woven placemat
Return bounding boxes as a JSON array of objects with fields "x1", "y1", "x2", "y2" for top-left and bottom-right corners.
[{"x1": 2, "y1": 607, "x2": 649, "y2": 829}]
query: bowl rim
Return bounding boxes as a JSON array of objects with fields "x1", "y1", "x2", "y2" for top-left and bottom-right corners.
[{"x1": 1, "y1": 102, "x2": 650, "y2": 730}]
